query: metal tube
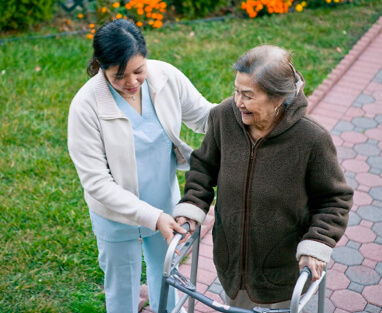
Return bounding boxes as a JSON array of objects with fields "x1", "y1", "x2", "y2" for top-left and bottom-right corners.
[{"x1": 188, "y1": 225, "x2": 201, "y2": 313}]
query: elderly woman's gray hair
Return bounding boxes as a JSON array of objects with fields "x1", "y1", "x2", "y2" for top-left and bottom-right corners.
[{"x1": 234, "y1": 45, "x2": 299, "y2": 107}]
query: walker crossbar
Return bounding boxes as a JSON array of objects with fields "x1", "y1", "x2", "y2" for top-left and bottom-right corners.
[{"x1": 159, "y1": 226, "x2": 327, "y2": 313}]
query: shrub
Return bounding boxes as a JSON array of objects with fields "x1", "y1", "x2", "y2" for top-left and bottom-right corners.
[
  {"x1": 0, "y1": 0, "x2": 56, "y2": 31},
  {"x1": 168, "y1": 0, "x2": 235, "y2": 19}
]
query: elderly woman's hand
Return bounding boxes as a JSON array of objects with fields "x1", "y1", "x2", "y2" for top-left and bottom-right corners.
[
  {"x1": 298, "y1": 255, "x2": 326, "y2": 282},
  {"x1": 175, "y1": 217, "x2": 197, "y2": 235}
]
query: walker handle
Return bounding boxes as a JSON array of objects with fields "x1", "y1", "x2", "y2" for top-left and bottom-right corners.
[{"x1": 289, "y1": 266, "x2": 326, "y2": 313}]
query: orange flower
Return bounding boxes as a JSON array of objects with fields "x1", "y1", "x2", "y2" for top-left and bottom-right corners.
[
  {"x1": 89, "y1": 23, "x2": 95, "y2": 28},
  {"x1": 91, "y1": 29, "x2": 96, "y2": 34},
  {"x1": 145, "y1": 5, "x2": 153, "y2": 12},
  {"x1": 116, "y1": 13, "x2": 122, "y2": 18},
  {"x1": 101, "y1": 7, "x2": 107, "y2": 13},
  {"x1": 156, "y1": 13, "x2": 163, "y2": 20},
  {"x1": 153, "y1": 20, "x2": 162, "y2": 28},
  {"x1": 136, "y1": 21, "x2": 143, "y2": 27},
  {"x1": 112, "y1": 2, "x2": 120, "y2": 8},
  {"x1": 137, "y1": 8, "x2": 144, "y2": 15},
  {"x1": 86, "y1": 34, "x2": 94, "y2": 39},
  {"x1": 148, "y1": 20, "x2": 154, "y2": 25},
  {"x1": 78, "y1": 13, "x2": 84, "y2": 18},
  {"x1": 146, "y1": 12, "x2": 152, "y2": 17}
]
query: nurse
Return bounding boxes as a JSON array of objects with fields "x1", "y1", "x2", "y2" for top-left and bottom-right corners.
[{"x1": 67, "y1": 19, "x2": 214, "y2": 313}]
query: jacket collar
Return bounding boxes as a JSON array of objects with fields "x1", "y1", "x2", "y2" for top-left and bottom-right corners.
[{"x1": 93, "y1": 60, "x2": 169, "y2": 119}]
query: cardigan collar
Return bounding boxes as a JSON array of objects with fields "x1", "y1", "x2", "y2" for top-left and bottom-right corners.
[{"x1": 94, "y1": 60, "x2": 169, "y2": 119}]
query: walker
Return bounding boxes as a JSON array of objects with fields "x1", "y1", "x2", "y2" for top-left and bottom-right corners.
[{"x1": 158, "y1": 224, "x2": 327, "y2": 313}]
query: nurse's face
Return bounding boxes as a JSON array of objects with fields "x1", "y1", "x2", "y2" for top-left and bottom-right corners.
[{"x1": 104, "y1": 55, "x2": 147, "y2": 98}]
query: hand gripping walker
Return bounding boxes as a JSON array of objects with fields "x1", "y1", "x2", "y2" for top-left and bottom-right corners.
[{"x1": 158, "y1": 223, "x2": 327, "y2": 313}]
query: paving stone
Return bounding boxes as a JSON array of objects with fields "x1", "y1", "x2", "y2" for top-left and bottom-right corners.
[
  {"x1": 333, "y1": 121, "x2": 354, "y2": 133},
  {"x1": 346, "y1": 265, "x2": 380, "y2": 285},
  {"x1": 207, "y1": 282, "x2": 223, "y2": 294},
  {"x1": 336, "y1": 146, "x2": 357, "y2": 160},
  {"x1": 353, "y1": 94, "x2": 376, "y2": 105},
  {"x1": 354, "y1": 142, "x2": 381, "y2": 156},
  {"x1": 346, "y1": 226, "x2": 376, "y2": 243},
  {"x1": 373, "y1": 200, "x2": 382, "y2": 208},
  {"x1": 375, "y1": 114, "x2": 382, "y2": 124},
  {"x1": 365, "y1": 128, "x2": 382, "y2": 141},
  {"x1": 375, "y1": 262, "x2": 382, "y2": 276},
  {"x1": 354, "y1": 126, "x2": 366, "y2": 133},
  {"x1": 353, "y1": 190, "x2": 373, "y2": 206},
  {"x1": 327, "y1": 269, "x2": 350, "y2": 290},
  {"x1": 365, "y1": 303, "x2": 382, "y2": 313},
  {"x1": 351, "y1": 117, "x2": 378, "y2": 129},
  {"x1": 331, "y1": 247, "x2": 363, "y2": 265},
  {"x1": 301, "y1": 295, "x2": 335, "y2": 313},
  {"x1": 367, "y1": 139, "x2": 379, "y2": 146},
  {"x1": 352, "y1": 101, "x2": 364, "y2": 108},
  {"x1": 359, "y1": 243, "x2": 382, "y2": 262},
  {"x1": 371, "y1": 222, "x2": 382, "y2": 236},
  {"x1": 341, "y1": 131, "x2": 368, "y2": 144},
  {"x1": 369, "y1": 168, "x2": 382, "y2": 175},
  {"x1": 345, "y1": 171, "x2": 356, "y2": 179},
  {"x1": 375, "y1": 237, "x2": 382, "y2": 244},
  {"x1": 345, "y1": 176, "x2": 359, "y2": 190},
  {"x1": 355, "y1": 173, "x2": 382, "y2": 187},
  {"x1": 346, "y1": 240, "x2": 362, "y2": 249},
  {"x1": 372, "y1": 70, "x2": 382, "y2": 83},
  {"x1": 348, "y1": 212, "x2": 362, "y2": 226},
  {"x1": 358, "y1": 205, "x2": 382, "y2": 222},
  {"x1": 370, "y1": 187, "x2": 382, "y2": 202},
  {"x1": 348, "y1": 282, "x2": 365, "y2": 293},
  {"x1": 330, "y1": 289, "x2": 367, "y2": 311},
  {"x1": 331, "y1": 130, "x2": 342, "y2": 136},
  {"x1": 342, "y1": 159, "x2": 370, "y2": 173},
  {"x1": 363, "y1": 285, "x2": 382, "y2": 307}
]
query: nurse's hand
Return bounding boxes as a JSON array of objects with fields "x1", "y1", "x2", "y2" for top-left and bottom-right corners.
[
  {"x1": 299, "y1": 255, "x2": 326, "y2": 282},
  {"x1": 156, "y1": 213, "x2": 187, "y2": 254}
]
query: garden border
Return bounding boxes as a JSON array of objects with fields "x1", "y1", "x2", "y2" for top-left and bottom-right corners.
[{"x1": 306, "y1": 16, "x2": 382, "y2": 113}]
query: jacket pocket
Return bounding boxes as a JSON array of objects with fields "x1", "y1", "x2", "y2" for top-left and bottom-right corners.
[
  {"x1": 262, "y1": 231, "x2": 299, "y2": 286},
  {"x1": 212, "y1": 210, "x2": 229, "y2": 272}
]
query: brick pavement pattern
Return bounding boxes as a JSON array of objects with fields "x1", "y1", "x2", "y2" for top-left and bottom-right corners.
[{"x1": 141, "y1": 16, "x2": 382, "y2": 313}]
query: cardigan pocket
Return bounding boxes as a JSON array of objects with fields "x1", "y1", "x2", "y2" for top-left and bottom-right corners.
[
  {"x1": 212, "y1": 211, "x2": 229, "y2": 272},
  {"x1": 262, "y1": 231, "x2": 300, "y2": 286}
]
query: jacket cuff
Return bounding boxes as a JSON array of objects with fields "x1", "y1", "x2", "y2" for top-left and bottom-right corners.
[
  {"x1": 173, "y1": 202, "x2": 206, "y2": 225},
  {"x1": 296, "y1": 240, "x2": 332, "y2": 263}
]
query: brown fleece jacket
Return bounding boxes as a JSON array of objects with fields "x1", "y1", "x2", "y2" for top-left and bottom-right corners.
[{"x1": 179, "y1": 92, "x2": 353, "y2": 303}]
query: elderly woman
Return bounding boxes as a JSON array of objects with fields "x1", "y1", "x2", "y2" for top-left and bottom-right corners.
[
  {"x1": 174, "y1": 45, "x2": 353, "y2": 309},
  {"x1": 68, "y1": 19, "x2": 214, "y2": 313}
]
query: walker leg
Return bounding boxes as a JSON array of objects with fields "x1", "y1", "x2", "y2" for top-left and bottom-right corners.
[
  {"x1": 317, "y1": 267, "x2": 327, "y2": 313},
  {"x1": 159, "y1": 276, "x2": 170, "y2": 313},
  {"x1": 188, "y1": 226, "x2": 201, "y2": 313}
]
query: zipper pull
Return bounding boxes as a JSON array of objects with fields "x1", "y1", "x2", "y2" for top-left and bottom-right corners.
[{"x1": 250, "y1": 145, "x2": 255, "y2": 159}]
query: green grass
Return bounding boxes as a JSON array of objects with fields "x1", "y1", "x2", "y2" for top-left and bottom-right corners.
[{"x1": 0, "y1": 0, "x2": 381, "y2": 311}]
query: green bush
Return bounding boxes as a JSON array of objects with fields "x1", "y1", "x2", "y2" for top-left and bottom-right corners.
[
  {"x1": 168, "y1": 0, "x2": 236, "y2": 19},
  {"x1": 0, "y1": 0, "x2": 56, "y2": 31}
]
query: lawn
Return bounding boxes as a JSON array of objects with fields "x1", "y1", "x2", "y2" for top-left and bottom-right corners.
[{"x1": 0, "y1": 1, "x2": 381, "y2": 311}]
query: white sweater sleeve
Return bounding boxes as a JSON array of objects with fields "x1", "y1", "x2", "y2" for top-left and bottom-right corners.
[{"x1": 67, "y1": 96, "x2": 162, "y2": 231}]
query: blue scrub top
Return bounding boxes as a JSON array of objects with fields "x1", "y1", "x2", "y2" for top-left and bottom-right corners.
[{"x1": 90, "y1": 80, "x2": 179, "y2": 241}]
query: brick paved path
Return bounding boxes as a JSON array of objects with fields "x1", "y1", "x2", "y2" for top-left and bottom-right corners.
[{"x1": 141, "y1": 16, "x2": 382, "y2": 313}]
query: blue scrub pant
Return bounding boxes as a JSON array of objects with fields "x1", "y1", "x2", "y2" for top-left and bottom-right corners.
[{"x1": 96, "y1": 232, "x2": 177, "y2": 313}]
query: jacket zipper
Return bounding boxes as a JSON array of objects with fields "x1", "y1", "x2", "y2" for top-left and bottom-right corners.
[{"x1": 240, "y1": 139, "x2": 257, "y2": 289}]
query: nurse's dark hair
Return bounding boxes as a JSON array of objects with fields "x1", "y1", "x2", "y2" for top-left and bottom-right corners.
[
  {"x1": 87, "y1": 19, "x2": 147, "y2": 77},
  {"x1": 234, "y1": 45, "x2": 298, "y2": 107}
]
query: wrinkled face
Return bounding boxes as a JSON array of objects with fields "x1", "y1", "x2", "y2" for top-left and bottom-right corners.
[
  {"x1": 234, "y1": 72, "x2": 282, "y2": 129},
  {"x1": 104, "y1": 55, "x2": 147, "y2": 98}
]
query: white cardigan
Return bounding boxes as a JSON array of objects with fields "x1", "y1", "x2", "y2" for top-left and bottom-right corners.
[{"x1": 68, "y1": 60, "x2": 215, "y2": 231}]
